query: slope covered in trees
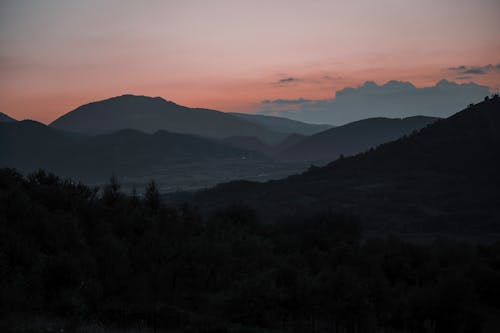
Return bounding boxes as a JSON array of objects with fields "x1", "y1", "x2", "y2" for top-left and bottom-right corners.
[
  {"x1": 195, "y1": 97, "x2": 500, "y2": 231},
  {"x1": 1, "y1": 169, "x2": 500, "y2": 332}
]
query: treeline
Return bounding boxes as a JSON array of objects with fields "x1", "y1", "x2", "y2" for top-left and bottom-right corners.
[{"x1": 1, "y1": 168, "x2": 500, "y2": 332}]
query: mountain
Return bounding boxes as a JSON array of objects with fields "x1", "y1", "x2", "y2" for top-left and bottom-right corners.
[
  {"x1": 0, "y1": 120, "x2": 74, "y2": 169},
  {"x1": 0, "y1": 112, "x2": 17, "y2": 122},
  {"x1": 50, "y1": 95, "x2": 284, "y2": 143},
  {"x1": 273, "y1": 133, "x2": 306, "y2": 153},
  {"x1": 191, "y1": 96, "x2": 500, "y2": 231},
  {"x1": 0, "y1": 120, "x2": 267, "y2": 183},
  {"x1": 230, "y1": 112, "x2": 332, "y2": 135},
  {"x1": 221, "y1": 136, "x2": 273, "y2": 156},
  {"x1": 279, "y1": 116, "x2": 439, "y2": 162}
]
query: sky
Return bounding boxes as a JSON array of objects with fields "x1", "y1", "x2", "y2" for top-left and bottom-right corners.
[{"x1": 0, "y1": 0, "x2": 499, "y2": 123}]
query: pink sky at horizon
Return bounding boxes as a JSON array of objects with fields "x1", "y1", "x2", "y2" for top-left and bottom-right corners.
[{"x1": 1, "y1": 0, "x2": 499, "y2": 123}]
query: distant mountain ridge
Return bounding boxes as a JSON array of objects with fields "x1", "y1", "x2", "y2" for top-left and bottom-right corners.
[
  {"x1": 220, "y1": 117, "x2": 437, "y2": 161},
  {"x1": 221, "y1": 136, "x2": 273, "y2": 156},
  {"x1": 0, "y1": 112, "x2": 17, "y2": 122},
  {"x1": 50, "y1": 95, "x2": 286, "y2": 144},
  {"x1": 0, "y1": 120, "x2": 266, "y2": 182},
  {"x1": 192, "y1": 97, "x2": 500, "y2": 231},
  {"x1": 230, "y1": 112, "x2": 332, "y2": 135},
  {"x1": 280, "y1": 116, "x2": 439, "y2": 162}
]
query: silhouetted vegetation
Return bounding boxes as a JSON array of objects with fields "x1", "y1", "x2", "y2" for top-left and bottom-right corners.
[
  {"x1": 2, "y1": 168, "x2": 500, "y2": 332},
  {"x1": 193, "y1": 97, "x2": 500, "y2": 231}
]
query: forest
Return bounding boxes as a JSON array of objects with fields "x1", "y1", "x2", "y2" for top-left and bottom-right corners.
[{"x1": 1, "y1": 168, "x2": 500, "y2": 332}]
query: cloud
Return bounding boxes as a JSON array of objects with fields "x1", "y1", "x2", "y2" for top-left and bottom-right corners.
[
  {"x1": 272, "y1": 74, "x2": 341, "y2": 87},
  {"x1": 277, "y1": 77, "x2": 300, "y2": 84},
  {"x1": 262, "y1": 97, "x2": 311, "y2": 104},
  {"x1": 449, "y1": 63, "x2": 500, "y2": 75},
  {"x1": 258, "y1": 79, "x2": 490, "y2": 125},
  {"x1": 272, "y1": 77, "x2": 302, "y2": 86}
]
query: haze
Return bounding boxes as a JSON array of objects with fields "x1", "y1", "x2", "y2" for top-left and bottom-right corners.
[{"x1": 1, "y1": 0, "x2": 499, "y2": 123}]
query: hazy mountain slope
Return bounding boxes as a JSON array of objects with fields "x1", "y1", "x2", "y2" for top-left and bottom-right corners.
[
  {"x1": 0, "y1": 121, "x2": 266, "y2": 181},
  {"x1": 193, "y1": 97, "x2": 500, "y2": 231},
  {"x1": 230, "y1": 112, "x2": 332, "y2": 135},
  {"x1": 50, "y1": 95, "x2": 283, "y2": 143},
  {"x1": 273, "y1": 133, "x2": 306, "y2": 153},
  {"x1": 279, "y1": 116, "x2": 439, "y2": 162},
  {"x1": 221, "y1": 136, "x2": 273, "y2": 155},
  {"x1": 0, "y1": 112, "x2": 17, "y2": 122},
  {"x1": 0, "y1": 120, "x2": 75, "y2": 170}
]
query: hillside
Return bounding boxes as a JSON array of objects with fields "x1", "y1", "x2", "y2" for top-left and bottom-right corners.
[
  {"x1": 192, "y1": 97, "x2": 500, "y2": 231},
  {"x1": 0, "y1": 112, "x2": 17, "y2": 122},
  {"x1": 230, "y1": 112, "x2": 332, "y2": 135},
  {"x1": 280, "y1": 116, "x2": 439, "y2": 162},
  {"x1": 221, "y1": 136, "x2": 273, "y2": 156},
  {"x1": 50, "y1": 95, "x2": 284, "y2": 143},
  {"x1": 0, "y1": 121, "x2": 267, "y2": 184},
  {"x1": 0, "y1": 120, "x2": 75, "y2": 169}
]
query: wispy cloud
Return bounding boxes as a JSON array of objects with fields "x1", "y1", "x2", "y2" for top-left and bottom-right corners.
[
  {"x1": 449, "y1": 63, "x2": 500, "y2": 75},
  {"x1": 272, "y1": 74, "x2": 342, "y2": 87},
  {"x1": 277, "y1": 77, "x2": 300, "y2": 84},
  {"x1": 262, "y1": 97, "x2": 311, "y2": 104}
]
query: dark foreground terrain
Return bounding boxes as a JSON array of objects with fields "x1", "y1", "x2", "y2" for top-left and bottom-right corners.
[
  {"x1": 189, "y1": 97, "x2": 500, "y2": 232},
  {"x1": 1, "y1": 169, "x2": 500, "y2": 332},
  {"x1": 2, "y1": 97, "x2": 500, "y2": 332}
]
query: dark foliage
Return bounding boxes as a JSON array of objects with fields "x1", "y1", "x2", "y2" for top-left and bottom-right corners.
[
  {"x1": 1, "y1": 169, "x2": 499, "y2": 332},
  {"x1": 193, "y1": 97, "x2": 500, "y2": 231}
]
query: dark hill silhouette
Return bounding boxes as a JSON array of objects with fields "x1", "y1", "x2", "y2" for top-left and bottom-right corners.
[
  {"x1": 0, "y1": 112, "x2": 17, "y2": 122},
  {"x1": 192, "y1": 97, "x2": 500, "y2": 231},
  {"x1": 0, "y1": 121, "x2": 267, "y2": 182},
  {"x1": 273, "y1": 133, "x2": 306, "y2": 152},
  {"x1": 221, "y1": 136, "x2": 273, "y2": 156},
  {"x1": 0, "y1": 120, "x2": 75, "y2": 170},
  {"x1": 230, "y1": 112, "x2": 332, "y2": 135},
  {"x1": 50, "y1": 94, "x2": 284, "y2": 143},
  {"x1": 279, "y1": 116, "x2": 439, "y2": 162}
]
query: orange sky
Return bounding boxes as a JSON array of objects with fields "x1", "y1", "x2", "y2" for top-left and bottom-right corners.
[{"x1": 1, "y1": 0, "x2": 499, "y2": 123}]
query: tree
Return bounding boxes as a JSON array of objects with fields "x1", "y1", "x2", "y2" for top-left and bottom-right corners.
[
  {"x1": 145, "y1": 180, "x2": 160, "y2": 212},
  {"x1": 101, "y1": 175, "x2": 122, "y2": 206}
]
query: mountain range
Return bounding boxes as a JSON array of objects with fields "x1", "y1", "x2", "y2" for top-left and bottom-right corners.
[
  {"x1": 190, "y1": 96, "x2": 500, "y2": 231},
  {"x1": 0, "y1": 112, "x2": 16, "y2": 122},
  {"x1": 0, "y1": 120, "x2": 266, "y2": 183},
  {"x1": 49, "y1": 95, "x2": 329, "y2": 144},
  {"x1": 218, "y1": 117, "x2": 438, "y2": 162},
  {"x1": 279, "y1": 116, "x2": 439, "y2": 162},
  {"x1": 230, "y1": 112, "x2": 332, "y2": 135},
  {"x1": 0, "y1": 94, "x2": 481, "y2": 193}
]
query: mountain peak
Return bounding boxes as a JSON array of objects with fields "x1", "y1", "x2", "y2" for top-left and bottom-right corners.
[
  {"x1": 100, "y1": 94, "x2": 174, "y2": 105},
  {"x1": 0, "y1": 112, "x2": 17, "y2": 122},
  {"x1": 49, "y1": 94, "x2": 280, "y2": 142}
]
